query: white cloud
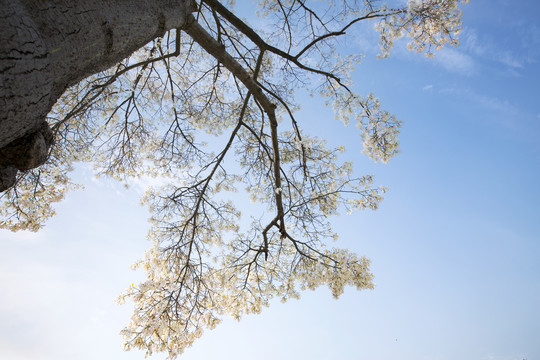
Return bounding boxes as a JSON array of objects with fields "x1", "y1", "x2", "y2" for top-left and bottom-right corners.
[
  {"x1": 349, "y1": 21, "x2": 535, "y2": 78},
  {"x1": 441, "y1": 87, "x2": 515, "y2": 114},
  {"x1": 438, "y1": 87, "x2": 540, "y2": 136},
  {"x1": 350, "y1": 21, "x2": 381, "y2": 55},
  {"x1": 127, "y1": 173, "x2": 172, "y2": 194},
  {"x1": 497, "y1": 51, "x2": 524, "y2": 68},
  {"x1": 461, "y1": 28, "x2": 487, "y2": 57},
  {"x1": 432, "y1": 48, "x2": 477, "y2": 76},
  {"x1": 460, "y1": 27, "x2": 536, "y2": 76}
]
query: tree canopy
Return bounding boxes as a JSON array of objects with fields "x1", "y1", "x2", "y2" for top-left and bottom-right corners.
[{"x1": 0, "y1": 0, "x2": 468, "y2": 357}]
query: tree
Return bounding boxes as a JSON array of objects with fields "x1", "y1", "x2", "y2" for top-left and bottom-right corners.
[
  {"x1": 0, "y1": 0, "x2": 468, "y2": 357},
  {"x1": 0, "y1": 0, "x2": 192, "y2": 190}
]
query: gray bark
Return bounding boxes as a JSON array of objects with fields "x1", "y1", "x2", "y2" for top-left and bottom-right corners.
[{"x1": 0, "y1": 0, "x2": 192, "y2": 191}]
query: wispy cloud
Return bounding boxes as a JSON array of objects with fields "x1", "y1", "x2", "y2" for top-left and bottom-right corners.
[
  {"x1": 127, "y1": 173, "x2": 172, "y2": 194},
  {"x1": 426, "y1": 24, "x2": 533, "y2": 77},
  {"x1": 432, "y1": 48, "x2": 477, "y2": 76},
  {"x1": 350, "y1": 21, "x2": 381, "y2": 55},
  {"x1": 349, "y1": 13, "x2": 537, "y2": 78},
  {"x1": 460, "y1": 27, "x2": 536, "y2": 76},
  {"x1": 497, "y1": 52, "x2": 525, "y2": 69},
  {"x1": 439, "y1": 87, "x2": 539, "y2": 137},
  {"x1": 441, "y1": 87, "x2": 516, "y2": 115}
]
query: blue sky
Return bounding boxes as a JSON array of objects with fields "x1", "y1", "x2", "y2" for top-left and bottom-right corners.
[{"x1": 1, "y1": 1, "x2": 539, "y2": 359}]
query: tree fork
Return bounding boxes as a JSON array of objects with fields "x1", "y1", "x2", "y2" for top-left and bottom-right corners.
[
  {"x1": 183, "y1": 15, "x2": 287, "y2": 235},
  {"x1": 0, "y1": 0, "x2": 193, "y2": 191}
]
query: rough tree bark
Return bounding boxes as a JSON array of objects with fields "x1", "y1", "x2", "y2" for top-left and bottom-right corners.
[{"x1": 0, "y1": 0, "x2": 192, "y2": 191}]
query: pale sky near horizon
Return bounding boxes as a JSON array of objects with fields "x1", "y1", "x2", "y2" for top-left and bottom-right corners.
[{"x1": 1, "y1": 1, "x2": 539, "y2": 360}]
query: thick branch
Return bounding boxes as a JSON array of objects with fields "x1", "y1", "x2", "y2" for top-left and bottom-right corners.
[
  {"x1": 201, "y1": 0, "x2": 400, "y2": 87},
  {"x1": 184, "y1": 15, "x2": 286, "y2": 234}
]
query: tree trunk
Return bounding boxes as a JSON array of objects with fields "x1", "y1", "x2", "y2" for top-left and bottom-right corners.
[{"x1": 0, "y1": 0, "x2": 192, "y2": 191}]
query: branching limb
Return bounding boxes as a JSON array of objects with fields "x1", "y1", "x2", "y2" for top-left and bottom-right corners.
[{"x1": 184, "y1": 15, "x2": 287, "y2": 235}]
